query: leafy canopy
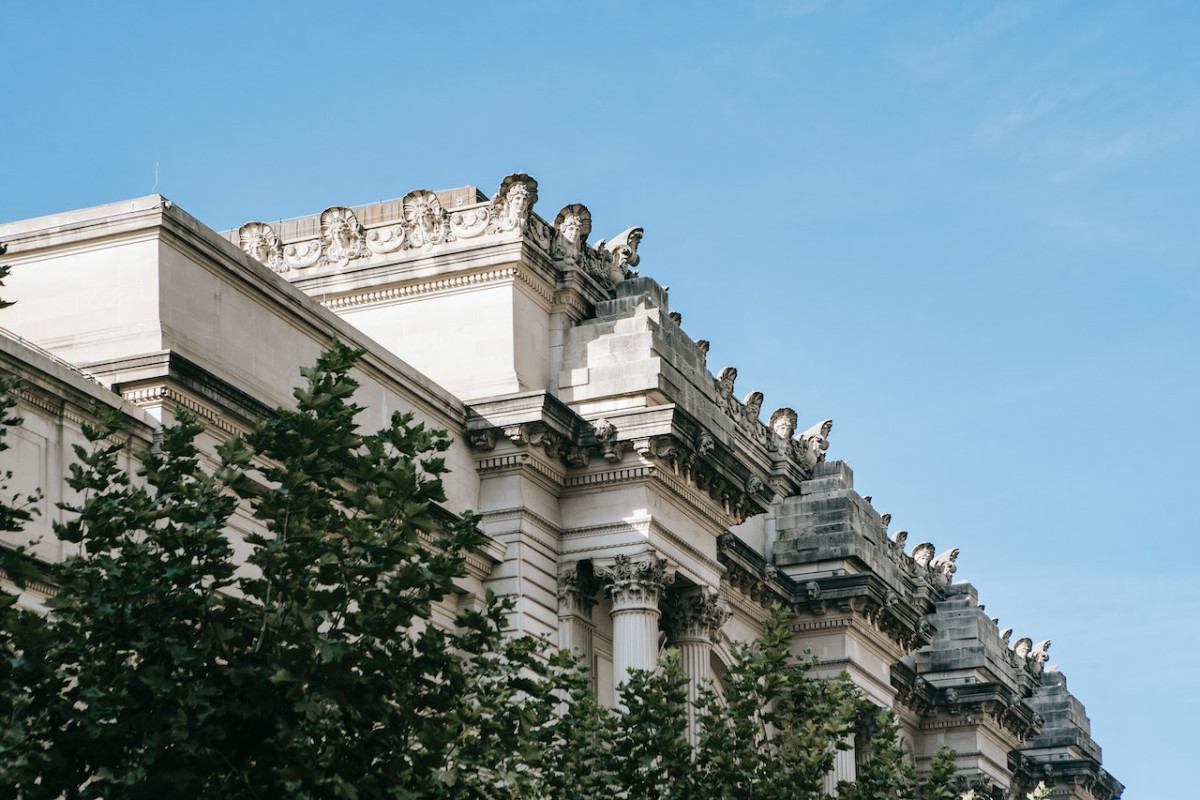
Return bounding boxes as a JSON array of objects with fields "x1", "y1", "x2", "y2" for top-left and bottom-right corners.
[{"x1": 0, "y1": 338, "x2": 956, "y2": 799}]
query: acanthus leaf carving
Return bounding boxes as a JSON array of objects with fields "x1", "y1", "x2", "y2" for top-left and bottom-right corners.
[
  {"x1": 596, "y1": 553, "x2": 674, "y2": 609},
  {"x1": 664, "y1": 589, "x2": 730, "y2": 643},
  {"x1": 558, "y1": 560, "x2": 601, "y2": 617}
]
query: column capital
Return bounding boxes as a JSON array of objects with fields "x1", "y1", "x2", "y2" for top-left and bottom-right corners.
[
  {"x1": 664, "y1": 589, "x2": 731, "y2": 644},
  {"x1": 557, "y1": 560, "x2": 601, "y2": 619},
  {"x1": 597, "y1": 553, "x2": 674, "y2": 612}
]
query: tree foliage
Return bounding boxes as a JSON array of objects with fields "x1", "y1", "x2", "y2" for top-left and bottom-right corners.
[{"x1": 0, "y1": 340, "x2": 956, "y2": 799}]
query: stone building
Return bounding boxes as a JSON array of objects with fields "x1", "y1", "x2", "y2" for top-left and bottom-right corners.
[{"x1": 0, "y1": 175, "x2": 1121, "y2": 799}]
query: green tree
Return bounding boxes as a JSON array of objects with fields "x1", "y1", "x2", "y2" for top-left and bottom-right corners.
[
  {"x1": 1, "y1": 341, "x2": 571, "y2": 798},
  {"x1": 0, "y1": 338, "x2": 956, "y2": 799}
]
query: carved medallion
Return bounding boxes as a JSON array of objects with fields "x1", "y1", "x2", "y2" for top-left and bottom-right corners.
[
  {"x1": 402, "y1": 189, "x2": 451, "y2": 249},
  {"x1": 320, "y1": 206, "x2": 366, "y2": 267},
  {"x1": 238, "y1": 221, "x2": 284, "y2": 272}
]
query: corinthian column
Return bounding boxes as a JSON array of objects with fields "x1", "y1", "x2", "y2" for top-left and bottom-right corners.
[
  {"x1": 557, "y1": 562, "x2": 600, "y2": 681},
  {"x1": 664, "y1": 589, "x2": 730, "y2": 743},
  {"x1": 597, "y1": 553, "x2": 674, "y2": 706}
]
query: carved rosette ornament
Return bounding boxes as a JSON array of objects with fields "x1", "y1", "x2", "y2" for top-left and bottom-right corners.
[
  {"x1": 664, "y1": 590, "x2": 730, "y2": 644},
  {"x1": 488, "y1": 173, "x2": 539, "y2": 234},
  {"x1": 402, "y1": 189, "x2": 452, "y2": 249},
  {"x1": 551, "y1": 203, "x2": 591, "y2": 267},
  {"x1": 238, "y1": 222, "x2": 285, "y2": 272},
  {"x1": 320, "y1": 207, "x2": 366, "y2": 267},
  {"x1": 597, "y1": 553, "x2": 674, "y2": 611}
]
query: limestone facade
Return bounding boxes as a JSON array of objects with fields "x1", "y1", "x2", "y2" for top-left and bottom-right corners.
[{"x1": 0, "y1": 176, "x2": 1120, "y2": 799}]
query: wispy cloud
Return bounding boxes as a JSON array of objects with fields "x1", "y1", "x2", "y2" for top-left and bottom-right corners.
[
  {"x1": 892, "y1": 3, "x2": 1034, "y2": 82},
  {"x1": 973, "y1": 99, "x2": 1056, "y2": 148}
]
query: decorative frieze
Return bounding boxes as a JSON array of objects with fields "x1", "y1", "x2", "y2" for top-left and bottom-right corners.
[{"x1": 234, "y1": 173, "x2": 553, "y2": 274}]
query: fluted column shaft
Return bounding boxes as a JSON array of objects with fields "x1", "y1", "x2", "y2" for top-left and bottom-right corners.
[
  {"x1": 597, "y1": 554, "x2": 673, "y2": 707},
  {"x1": 664, "y1": 590, "x2": 730, "y2": 744},
  {"x1": 557, "y1": 563, "x2": 600, "y2": 684}
]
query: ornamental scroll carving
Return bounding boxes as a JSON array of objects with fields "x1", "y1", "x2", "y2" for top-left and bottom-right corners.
[
  {"x1": 794, "y1": 418, "x2": 833, "y2": 467},
  {"x1": 596, "y1": 553, "x2": 674, "y2": 610},
  {"x1": 597, "y1": 226, "x2": 643, "y2": 285},
  {"x1": 238, "y1": 222, "x2": 285, "y2": 272},
  {"x1": 320, "y1": 207, "x2": 366, "y2": 267}
]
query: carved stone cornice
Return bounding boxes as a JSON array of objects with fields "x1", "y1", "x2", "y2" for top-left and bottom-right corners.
[
  {"x1": 1009, "y1": 753, "x2": 1124, "y2": 800},
  {"x1": 792, "y1": 572, "x2": 934, "y2": 654},
  {"x1": 908, "y1": 679, "x2": 1042, "y2": 742},
  {"x1": 596, "y1": 553, "x2": 674, "y2": 612},
  {"x1": 663, "y1": 590, "x2": 730, "y2": 643},
  {"x1": 717, "y1": 531, "x2": 790, "y2": 608}
]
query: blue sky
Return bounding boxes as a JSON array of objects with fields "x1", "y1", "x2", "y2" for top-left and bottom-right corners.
[{"x1": 2, "y1": 2, "x2": 1196, "y2": 796}]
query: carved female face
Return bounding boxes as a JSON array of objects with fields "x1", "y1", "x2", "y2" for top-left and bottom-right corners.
[
  {"x1": 329, "y1": 219, "x2": 352, "y2": 246},
  {"x1": 772, "y1": 416, "x2": 796, "y2": 440},
  {"x1": 245, "y1": 232, "x2": 268, "y2": 261},
  {"x1": 508, "y1": 185, "x2": 529, "y2": 215},
  {"x1": 560, "y1": 214, "x2": 582, "y2": 243}
]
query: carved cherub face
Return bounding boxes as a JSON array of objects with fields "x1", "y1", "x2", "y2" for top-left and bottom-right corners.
[{"x1": 1014, "y1": 638, "x2": 1032, "y2": 659}]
